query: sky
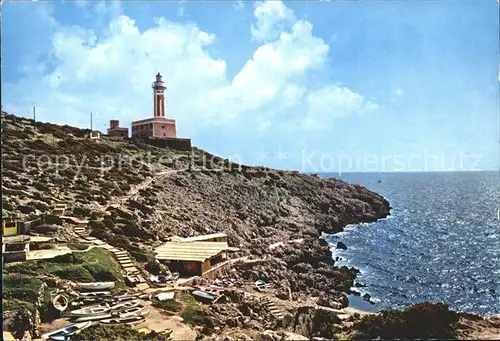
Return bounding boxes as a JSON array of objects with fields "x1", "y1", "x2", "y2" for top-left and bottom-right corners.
[{"x1": 2, "y1": 0, "x2": 499, "y2": 173}]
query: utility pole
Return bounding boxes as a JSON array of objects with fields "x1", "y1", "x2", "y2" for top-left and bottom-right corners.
[
  {"x1": 32, "y1": 104, "x2": 36, "y2": 122},
  {"x1": 90, "y1": 112, "x2": 93, "y2": 131}
]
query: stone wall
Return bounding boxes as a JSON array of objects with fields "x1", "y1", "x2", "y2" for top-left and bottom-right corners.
[{"x1": 145, "y1": 137, "x2": 192, "y2": 151}]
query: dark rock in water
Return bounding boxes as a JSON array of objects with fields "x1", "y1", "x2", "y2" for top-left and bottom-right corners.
[
  {"x1": 336, "y1": 242, "x2": 347, "y2": 250},
  {"x1": 351, "y1": 289, "x2": 361, "y2": 297},
  {"x1": 335, "y1": 256, "x2": 340, "y2": 261},
  {"x1": 363, "y1": 293, "x2": 371, "y2": 301},
  {"x1": 354, "y1": 282, "x2": 366, "y2": 288}
]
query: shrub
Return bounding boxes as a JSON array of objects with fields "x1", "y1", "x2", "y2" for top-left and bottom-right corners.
[
  {"x1": 72, "y1": 325, "x2": 170, "y2": 341},
  {"x1": 83, "y1": 262, "x2": 118, "y2": 282},
  {"x1": 90, "y1": 211, "x2": 104, "y2": 220},
  {"x1": 129, "y1": 250, "x2": 148, "y2": 262},
  {"x1": 3, "y1": 275, "x2": 43, "y2": 303},
  {"x1": 146, "y1": 258, "x2": 161, "y2": 275},
  {"x1": 73, "y1": 206, "x2": 91, "y2": 218},
  {"x1": 351, "y1": 302, "x2": 460, "y2": 339},
  {"x1": 181, "y1": 306, "x2": 210, "y2": 326},
  {"x1": 46, "y1": 265, "x2": 94, "y2": 282},
  {"x1": 68, "y1": 243, "x2": 90, "y2": 251},
  {"x1": 153, "y1": 299, "x2": 183, "y2": 312}
]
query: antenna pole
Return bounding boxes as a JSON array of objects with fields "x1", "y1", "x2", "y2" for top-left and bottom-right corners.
[
  {"x1": 90, "y1": 112, "x2": 93, "y2": 131},
  {"x1": 33, "y1": 104, "x2": 36, "y2": 122}
]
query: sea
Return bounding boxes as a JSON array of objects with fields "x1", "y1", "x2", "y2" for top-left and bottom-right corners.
[{"x1": 320, "y1": 171, "x2": 500, "y2": 316}]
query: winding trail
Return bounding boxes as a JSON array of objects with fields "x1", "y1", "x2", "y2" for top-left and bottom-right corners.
[{"x1": 103, "y1": 169, "x2": 180, "y2": 211}]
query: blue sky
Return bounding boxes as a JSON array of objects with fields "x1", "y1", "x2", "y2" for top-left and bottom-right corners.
[{"x1": 2, "y1": 0, "x2": 499, "y2": 172}]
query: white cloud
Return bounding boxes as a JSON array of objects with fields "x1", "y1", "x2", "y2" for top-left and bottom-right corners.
[
  {"x1": 282, "y1": 84, "x2": 306, "y2": 107},
  {"x1": 395, "y1": 88, "x2": 404, "y2": 96},
  {"x1": 301, "y1": 85, "x2": 378, "y2": 130},
  {"x1": 4, "y1": 0, "x2": 377, "y2": 158},
  {"x1": 251, "y1": 0, "x2": 295, "y2": 42}
]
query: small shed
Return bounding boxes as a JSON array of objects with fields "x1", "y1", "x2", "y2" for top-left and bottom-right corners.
[{"x1": 154, "y1": 241, "x2": 228, "y2": 276}]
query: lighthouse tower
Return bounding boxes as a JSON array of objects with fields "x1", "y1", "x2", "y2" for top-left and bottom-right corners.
[
  {"x1": 152, "y1": 72, "x2": 167, "y2": 117},
  {"x1": 131, "y1": 72, "x2": 177, "y2": 139}
]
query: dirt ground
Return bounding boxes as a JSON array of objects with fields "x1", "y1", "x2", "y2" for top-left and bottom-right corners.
[{"x1": 138, "y1": 300, "x2": 197, "y2": 340}]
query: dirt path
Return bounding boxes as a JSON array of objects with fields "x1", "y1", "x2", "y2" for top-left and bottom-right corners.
[
  {"x1": 139, "y1": 300, "x2": 197, "y2": 340},
  {"x1": 103, "y1": 169, "x2": 179, "y2": 211}
]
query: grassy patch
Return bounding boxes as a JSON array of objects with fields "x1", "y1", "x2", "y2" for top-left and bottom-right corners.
[
  {"x1": 181, "y1": 305, "x2": 209, "y2": 326},
  {"x1": 72, "y1": 325, "x2": 170, "y2": 341},
  {"x1": 3, "y1": 274, "x2": 43, "y2": 303},
  {"x1": 3, "y1": 299, "x2": 36, "y2": 313},
  {"x1": 152, "y1": 299, "x2": 183, "y2": 312},
  {"x1": 4, "y1": 248, "x2": 123, "y2": 283},
  {"x1": 68, "y1": 243, "x2": 91, "y2": 251}
]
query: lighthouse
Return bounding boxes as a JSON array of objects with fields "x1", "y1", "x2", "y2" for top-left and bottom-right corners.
[
  {"x1": 131, "y1": 72, "x2": 177, "y2": 139},
  {"x1": 152, "y1": 72, "x2": 167, "y2": 118}
]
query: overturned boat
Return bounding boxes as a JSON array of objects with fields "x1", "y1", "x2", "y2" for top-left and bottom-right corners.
[
  {"x1": 77, "y1": 291, "x2": 112, "y2": 297},
  {"x1": 41, "y1": 321, "x2": 91, "y2": 340},
  {"x1": 192, "y1": 290, "x2": 219, "y2": 303},
  {"x1": 255, "y1": 280, "x2": 268, "y2": 292},
  {"x1": 76, "y1": 282, "x2": 115, "y2": 291}
]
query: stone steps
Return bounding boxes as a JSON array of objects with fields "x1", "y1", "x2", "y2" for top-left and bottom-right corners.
[
  {"x1": 119, "y1": 261, "x2": 134, "y2": 267},
  {"x1": 263, "y1": 298, "x2": 286, "y2": 318}
]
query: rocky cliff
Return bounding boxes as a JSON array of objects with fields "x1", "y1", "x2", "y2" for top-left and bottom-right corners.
[{"x1": 1, "y1": 112, "x2": 390, "y2": 309}]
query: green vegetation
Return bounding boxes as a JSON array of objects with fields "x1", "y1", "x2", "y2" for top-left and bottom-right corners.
[
  {"x1": 152, "y1": 299, "x2": 183, "y2": 312},
  {"x1": 3, "y1": 299, "x2": 36, "y2": 313},
  {"x1": 181, "y1": 305, "x2": 210, "y2": 326},
  {"x1": 3, "y1": 274, "x2": 44, "y2": 303},
  {"x1": 68, "y1": 243, "x2": 91, "y2": 250},
  {"x1": 72, "y1": 325, "x2": 171, "y2": 341},
  {"x1": 4, "y1": 248, "x2": 123, "y2": 283},
  {"x1": 351, "y1": 302, "x2": 460, "y2": 339},
  {"x1": 146, "y1": 258, "x2": 161, "y2": 275},
  {"x1": 177, "y1": 290, "x2": 211, "y2": 327}
]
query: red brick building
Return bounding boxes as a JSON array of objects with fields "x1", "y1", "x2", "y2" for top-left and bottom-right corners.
[
  {"x1": 107, "y1": 120, "x2": 129, "y2": 140},
  {"x1": 131, "y1": 73, "x2": 177, "y2": 139}
]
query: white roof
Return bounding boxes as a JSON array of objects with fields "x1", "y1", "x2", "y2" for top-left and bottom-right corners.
[
  {"x1": 181, "y1": 233, "x2": 227, "y2": 242},
  {"x1": 155, "y1": 241, "x2": 228, "y2": 262}
]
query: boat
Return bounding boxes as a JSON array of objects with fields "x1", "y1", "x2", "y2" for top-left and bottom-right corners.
[
  {"x1": 155, "y1": 292, "x2": 175, "y2": 301},
  {"x1": 70, "y1": 304, "x2": 110, "y2": 317},
  {"x1": 255, "y1": 280, "x2": 268, "y2": 292},
  {"x1": 108, "y1": 294, "x2": 140, "y2": 303},
  {"x1": 109, "y1": 299, "x2": 140, "y2": 311},
  {"x1": 73, "y1": 314, "x2": 113, "y2": 322},
  {"x1": 111, "y1": 306, "x2": 150, "y2": 318},
  {"x1": 76, "y1": 282, "x2": 115, "y2": 291},
  {"x1": 192, "y1": 290, "x2": 217, "y2": 302},
  {"x1": 41, "y1": 321, "x2": 91, "y2": 340},
  {"x1": 77, "y1": 291, "x2": 111, "y2": 297},
  {"x1": 52, "y1": 294, "x2": 69, "y2": 312},
  {"x1": 100, "y1": 316, "x2": 146, "y2": 326}
]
